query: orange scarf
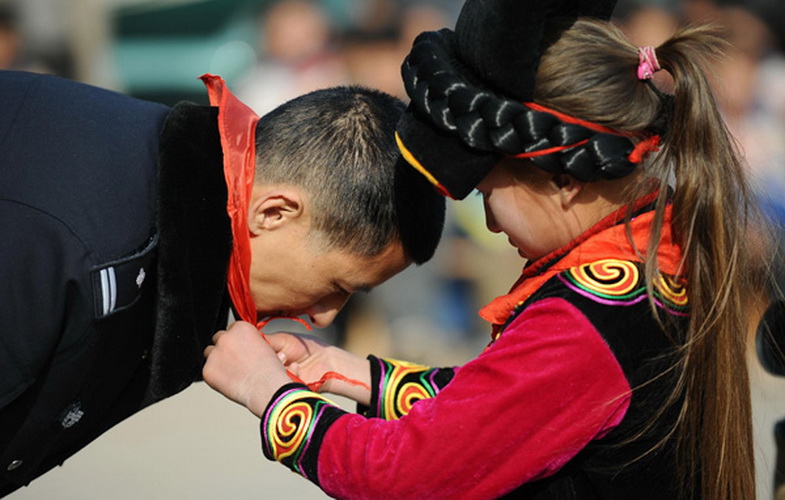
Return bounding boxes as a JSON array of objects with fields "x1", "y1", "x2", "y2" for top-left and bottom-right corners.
[
  {"x1": 480, "y1": 192, "x2": 684, "y2": 333},
  {"x1": 201, "y1": 74, "x2": 261, "y2": 328}
]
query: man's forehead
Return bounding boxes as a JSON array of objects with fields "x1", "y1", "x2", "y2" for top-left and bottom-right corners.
[{"x1": 341, "y1": 241, "x2": 410, "y2": 289}]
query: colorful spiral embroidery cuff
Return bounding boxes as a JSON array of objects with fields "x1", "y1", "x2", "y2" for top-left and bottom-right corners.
[
  {"x1": 365, "y1": 356, "x2": 455, "y2": 420},
  {"x1": 261, "y1": 383, "x2": 345, "y2": 484}
]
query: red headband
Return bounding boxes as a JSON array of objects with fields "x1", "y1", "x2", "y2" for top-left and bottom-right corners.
[{"x1": 514, "y1": 102, "x2": 660, "y2": 164}]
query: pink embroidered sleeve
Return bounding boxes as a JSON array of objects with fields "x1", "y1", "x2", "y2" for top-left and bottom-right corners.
[{"x1": 262, "y1": 297, "x2": 631, "y2": 498}]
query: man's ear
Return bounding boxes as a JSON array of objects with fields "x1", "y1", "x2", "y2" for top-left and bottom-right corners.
[
  {"x1": 552, "y1": 174, "x2": 584, "y2": 208},
  {"x1": 247, "y1": 188, "x2": 305, "y2": 236}
]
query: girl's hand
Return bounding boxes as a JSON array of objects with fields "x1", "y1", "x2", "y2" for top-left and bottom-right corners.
[
  {"x1": 203, "y1": 321, "x2": 291, "y2": 417},
  {"x1": 265, "y1": 333, "x2": 332, "y2": 385},
  {"x1": 267, "y1": 332, "x2": 372, "y2": 405}
]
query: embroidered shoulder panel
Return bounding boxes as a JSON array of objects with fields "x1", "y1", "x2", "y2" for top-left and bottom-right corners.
[
  {"x1": 496, "y1": 259, "x2": 688, "y2": 342},
  {"x1": 261, "y1": 383, "x2": 346, "y2": 485},
  {"x1": 557, "y1": 259, "x2": 688, "y2": 313},
  {"x1": 364, "y1": 356, "x2": 455, "y2": 421}
]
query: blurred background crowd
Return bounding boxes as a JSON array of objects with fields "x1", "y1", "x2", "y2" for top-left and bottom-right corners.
[{"x1": 2, "y1": 0, "x2": 785, "y2": 497}]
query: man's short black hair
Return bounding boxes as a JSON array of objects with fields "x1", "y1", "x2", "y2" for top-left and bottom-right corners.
[{"x1": 254, "y1": 85, "x2": 444, "y2": 264}]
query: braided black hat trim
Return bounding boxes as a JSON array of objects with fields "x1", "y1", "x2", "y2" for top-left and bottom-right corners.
[{"x1": 401, "y1": 29, "x2": 645, "y2": 183}]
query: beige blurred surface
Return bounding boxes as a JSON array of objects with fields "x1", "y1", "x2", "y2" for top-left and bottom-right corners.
[{"x1": 6, "y1": 383, "x2": 336, "y2": 500}]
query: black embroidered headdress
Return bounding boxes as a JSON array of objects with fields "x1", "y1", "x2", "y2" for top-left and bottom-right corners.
[{"x1": 396, "y1": 0, "x2": 632, "y2": 199}]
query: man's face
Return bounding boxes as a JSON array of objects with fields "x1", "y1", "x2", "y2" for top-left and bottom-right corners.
[{"x1": 248, "y1": 231, "x2": 409, "y2": 328}]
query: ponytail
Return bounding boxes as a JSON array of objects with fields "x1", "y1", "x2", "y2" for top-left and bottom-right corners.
[
  {"x1": 536, "y1": 20, "x2": 759, "y2": 499},
  {"x1": 653, "y1": 25, "x2": 756, "y2": 499}
]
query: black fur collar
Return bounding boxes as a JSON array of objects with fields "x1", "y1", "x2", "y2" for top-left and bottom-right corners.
[{"x1": 146, "y1": 102, "x2": 232, "y2": 401}]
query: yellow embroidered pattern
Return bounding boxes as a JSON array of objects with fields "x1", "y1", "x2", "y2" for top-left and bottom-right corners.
[
  {"x1": 378, "y1": 358, "x2": 439, "y2": 420},
  {"x1": 561, "y1": 259, "x2": 688, "y2": 312},
  {"x1": 265, "y1": 390, "x2": 336, "y2": 465}
]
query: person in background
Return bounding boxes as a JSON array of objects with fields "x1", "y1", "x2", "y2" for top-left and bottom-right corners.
[
  {"x1": 235, "y1": 0, "x2": 348, "y2": 115},
  {"x1": 0, "y1": 4, "x2": 51, "y2": 74}
]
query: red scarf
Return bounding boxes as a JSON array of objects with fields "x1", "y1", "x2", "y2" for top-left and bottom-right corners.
[
  {"x1": 479, "y1": 192, "x2": 684, "y2": 334},
  {"x1": 201, "y1": 74, "x2": 261, "y2": 328},
  {"x1": 201, "y1": 74, "x2": 366, "y2": 392}
]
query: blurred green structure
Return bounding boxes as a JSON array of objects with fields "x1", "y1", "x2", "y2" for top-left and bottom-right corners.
[
  {"x1": 110, "y1": 0, "x2": 268, "y2": 105},
  {"x1": 110, "y1": 0, "x2": 356, "y2": 105}
]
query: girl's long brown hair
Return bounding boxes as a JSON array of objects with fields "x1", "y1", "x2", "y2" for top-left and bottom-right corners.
[{"x1": 535, "y1": 19, "x2": 760, "y2": 499}]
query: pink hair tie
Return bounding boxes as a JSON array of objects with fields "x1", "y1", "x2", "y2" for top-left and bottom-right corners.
[{"x1": 637, "y1": 46, "x2": 661, "y2": 80}]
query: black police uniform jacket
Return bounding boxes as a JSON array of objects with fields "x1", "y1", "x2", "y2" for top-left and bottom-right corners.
[{"x1": 0, "y1": 71, "x2": 232, "y2": 495}]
